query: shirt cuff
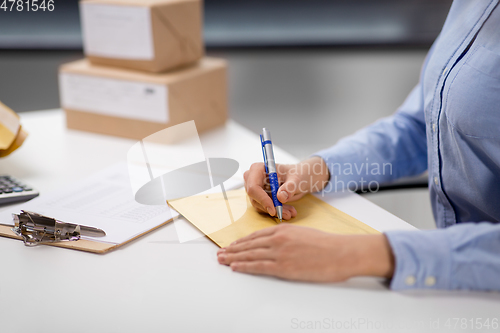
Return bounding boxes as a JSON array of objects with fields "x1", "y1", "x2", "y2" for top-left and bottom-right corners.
[{"x1": 384, "y1": 229, "x2": 452, "y2": 290}]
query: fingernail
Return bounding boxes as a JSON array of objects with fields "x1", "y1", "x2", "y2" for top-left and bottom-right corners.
[
  {"x1": 230, "y1": 241, "x2": 237, "y2": 245},
  {"x1": 267, "y1": 207, "x2": 273, "y2": 216},
  {"x1": 230, "y1": 263, "x2": 239, "y2": 271},
  {"x1": 281, "y1": 191, "x2": 289, "y2": 200},
  {"x1": 217, "y1": 248, "x2": 226, "y2": 254},
  {"x1": 218, "y1": 254, "x2": 226, "y2": 263}
]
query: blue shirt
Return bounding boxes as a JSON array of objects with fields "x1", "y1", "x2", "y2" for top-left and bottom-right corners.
[{"x1": 315, "y1": 0, "x2": 500, "y2": 290}]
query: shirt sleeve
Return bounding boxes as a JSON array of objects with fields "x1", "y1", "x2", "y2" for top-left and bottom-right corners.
[
  {"x1": 385, "y1": 222, "x2": 500, "y2": 291},
  {"x1": 314, "y1": 83, "x2": 428, "y2": 191}
]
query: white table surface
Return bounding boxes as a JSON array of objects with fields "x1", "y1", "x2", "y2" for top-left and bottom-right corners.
[{"x1": 0, "y1": 110, "x2": 498, "y2": 333}]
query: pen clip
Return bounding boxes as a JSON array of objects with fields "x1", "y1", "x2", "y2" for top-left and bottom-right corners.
[{"x1": 260, "y1": 135, "x2": 269, "y2": 174}]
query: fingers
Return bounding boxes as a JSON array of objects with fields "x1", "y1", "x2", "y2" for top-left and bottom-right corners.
[
  {"x1": 250, "y1": 199, "x2": 268, "y2": 214},
  {"x1": 251, "y1": 199, "x2": 297, "y2": 220},
  {"x1": 277, "y1": 174, "x2": 306, "y2": 204},
  {"x1": 224, "y1": 234, "x2": 274, "y2": 254},
  {"x1": 216, "y1": 225, "x2": 288, "y2": 277},
  {"x1": 244, "y1": 163, "x2": 299, "y2": 219},
  {"x1": 217, "y1": 247, "x2": 279, "y2": 276},
  {"x1": 282, "y1": 204, "x2": 297, "y2": 220},
  {"x1": 218, "y1": 248, "x2": 275, "y2": 265},
  {"x1": 217, "y1": 228, "x2": 278, "y2": 266},
  {"x1": 229, "y1": 225, "x2": 279, "y2": 245},
  {"x1": 245, "y1": 163, "x2": 276, "y2": 216},
  {"x1": 230, "y1": 260, "x2": 278, "y2": 276}
]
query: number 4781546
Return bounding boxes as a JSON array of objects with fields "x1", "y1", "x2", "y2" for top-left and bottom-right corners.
[{"x1": 0, "y1": 0, "x2": 55, "y2": 11}]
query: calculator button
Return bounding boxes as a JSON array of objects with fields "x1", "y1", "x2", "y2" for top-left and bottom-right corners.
[
  {"x1": 12, "y1": 187, "x2": 23, "y2": 192},
  {"x1": 3, "y1": 189, "x2": 13, "y2": 193},
  {"x1": 23, "y1": 188, "x2": 33, "y2": 191}
]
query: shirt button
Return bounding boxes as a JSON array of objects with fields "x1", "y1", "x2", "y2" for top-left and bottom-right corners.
[
  {"x1": 425, "y1": 276, "x2": 436, "y2": 287},
  {"x1": 432, "y1": 123, "x2": 436, "y2": 132},
  {"x1": 434, "y1": 177, "x2": 438, "y2": 185},
  {"x1": 405, "y1": 275, "x2": 416, "y2": 286}
]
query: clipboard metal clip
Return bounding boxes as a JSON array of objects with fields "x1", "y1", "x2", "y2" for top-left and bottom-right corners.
[{"x1": 12, "y1": 210, "x2": 106, "y2": 246}]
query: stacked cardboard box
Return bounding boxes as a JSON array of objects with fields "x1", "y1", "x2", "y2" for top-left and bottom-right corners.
[{"x1": 59, "y1": 0, "x2": 227, "y2": 140}]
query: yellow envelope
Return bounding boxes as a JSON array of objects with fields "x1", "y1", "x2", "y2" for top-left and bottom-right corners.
[
  {"x1": 0, "y1": 101, "x2": 27, "y2": 157},
  {"x1": 168, "y1": 189, "x2": 379, "y2": 248},
  {"x1": 0, "y1": 101, "x2": 21, "y2": 151},
  {"x1": 0, "y1": 126, "x2": 27, "y2": 158}
]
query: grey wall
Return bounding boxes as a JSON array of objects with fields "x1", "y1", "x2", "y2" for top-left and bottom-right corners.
[{"x1": 0, "y1": 0, "x2": 452, "y2": 49}]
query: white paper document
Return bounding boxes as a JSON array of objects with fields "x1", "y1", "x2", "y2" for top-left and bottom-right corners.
[
  {"x1": 0, "y1": 163, "x2": 243, "y2": 245},
  {"x1": 59, "y1": 73, "x2": 169, "y2": 123},
  {"x1": 80, "y1": 3, "x2": 155, "y2": 60}
]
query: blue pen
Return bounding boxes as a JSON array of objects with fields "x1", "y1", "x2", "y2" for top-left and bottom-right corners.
[{"x1": 260, "y1": 128, "x2": 283, "y2": 223}]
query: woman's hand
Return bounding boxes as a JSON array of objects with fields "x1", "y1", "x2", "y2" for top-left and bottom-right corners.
[
  {"x1": 217, "y1": 224, "x2": 395, "y2": 283},
  {"x1": 244, "y1": 156, "x2": 330, "y2": 220}
]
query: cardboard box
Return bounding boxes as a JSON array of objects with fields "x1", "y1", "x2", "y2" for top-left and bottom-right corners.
[
  {"x1": 80, "y1": 0, "x2": 204, "y2": 73},
  {"x1": 59, "y1": 58, "x2": 227, "y2": 140}
]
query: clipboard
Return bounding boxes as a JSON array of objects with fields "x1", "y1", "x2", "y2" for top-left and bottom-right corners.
[
  {"x1": 0, "y1": 163, "x2": 183, "y2": 254},
  {"x1": 0, "y1": 217, "x2": 173, "y2": 254}
]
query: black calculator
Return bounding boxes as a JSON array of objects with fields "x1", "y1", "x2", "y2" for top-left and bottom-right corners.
[{"x1": 0, "y1": 175, "x2": 39, "y2": 205}]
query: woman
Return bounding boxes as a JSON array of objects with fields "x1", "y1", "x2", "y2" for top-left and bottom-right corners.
[{"x1": 217, "y1": 0, "x2": 500, "y2": 291}]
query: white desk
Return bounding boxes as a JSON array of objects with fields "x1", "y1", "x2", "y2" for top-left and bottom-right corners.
[{"x1": 0, "y1": 110, "x2": 498, "y2": 333}]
